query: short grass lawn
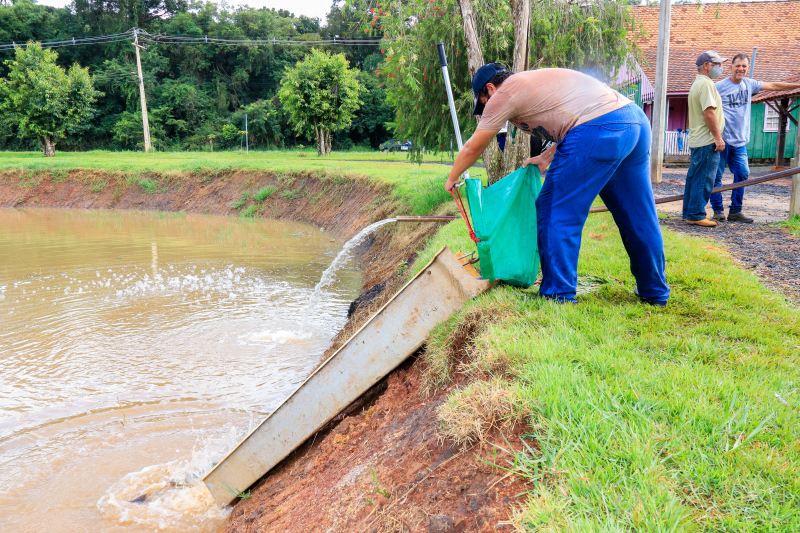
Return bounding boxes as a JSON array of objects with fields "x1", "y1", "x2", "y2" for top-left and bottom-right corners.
[{"x1": 419, "y1": 213, "x2": 800, "y2": 531}]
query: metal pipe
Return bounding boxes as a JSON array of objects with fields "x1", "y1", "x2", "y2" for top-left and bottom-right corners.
[
  {"x1": 436, "y1": 42, "x2": 469, "y2": 180},
  {"x1": 395, "y1": 215, "x2": 460, "y2": 222},
  {"x1": 589, "y1": 166, "x2": 800, "y2": 213}
]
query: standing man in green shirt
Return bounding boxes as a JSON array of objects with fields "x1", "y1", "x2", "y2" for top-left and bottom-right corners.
[{"x1": 682, "y1": 51, "x2": 727, "y2": 227}]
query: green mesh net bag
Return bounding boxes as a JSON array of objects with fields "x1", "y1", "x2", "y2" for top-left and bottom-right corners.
[{"x1": 453, "y1": 164, "x2": 543, "y2": 288}]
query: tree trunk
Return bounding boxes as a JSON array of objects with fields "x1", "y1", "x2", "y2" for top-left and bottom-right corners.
[
  {"x1": 457, "y1": 0, "x2": 484, "y2": 75},
  {"x1": 41, "y1": 135, "x2": 55, "y2": 157},
  {"x1": 498, "y1": 0, "x2": 532, "y2": 183},
  {"x1": 458, "y1": 0, "x2": 503, "y2": 184},
  {"x1": 457, "y1": 0, "x2": 532, "y2": 185}
]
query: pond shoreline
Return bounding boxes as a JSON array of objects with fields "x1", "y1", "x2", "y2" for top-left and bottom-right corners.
[{"x1": 0, "y1": 169, "x2": 518, "y2": 532}]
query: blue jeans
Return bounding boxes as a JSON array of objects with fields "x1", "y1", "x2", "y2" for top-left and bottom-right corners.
[
  {"x1": 710, "y1": 144, "x2": 749, "y2": 214},
  {"x1": 682, "y1": 144, "x2": 720, "y2": 221},
  {"x1": 537, "y1": 103, "x2": 670, "y2": 304}
]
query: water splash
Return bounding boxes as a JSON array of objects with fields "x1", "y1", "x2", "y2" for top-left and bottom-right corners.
[
  {"x1": 96, "y1": 427, "x2": 240, "y2": 532},
  {"x1": 299, "y1": 218, "x2": 397, "y2": 333}
]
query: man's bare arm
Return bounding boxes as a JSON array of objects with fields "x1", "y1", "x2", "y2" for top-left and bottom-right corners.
[
  {"x1": 445, "y1": 129, "x2": 498, "y2": 192},
  {"x1": 703, "y1": 107, "x2": 725, "y2": 151},
  {"x1": 760, "y1": 82, "x2": 800, "y2": 92}
]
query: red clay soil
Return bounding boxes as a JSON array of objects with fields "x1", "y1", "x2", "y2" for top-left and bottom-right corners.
[
  {"x1": 0, "y1": 169, "x2": 393, "y2": 241},
  {"x1": 222, "y1": 355, "x2": 530, "y2": 533}
]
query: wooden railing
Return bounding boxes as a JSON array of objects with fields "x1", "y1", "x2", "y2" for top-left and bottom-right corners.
[{"x1": 664, "y1": 130, "x2": 690, "y2": 156}]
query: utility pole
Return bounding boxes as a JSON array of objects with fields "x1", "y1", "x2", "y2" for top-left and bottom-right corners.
[
  {"x1": 133, "y1": 28, "x2": 152, "y2": 153},
  {"x1": 649, "y1": 0, "x2": 672, "y2": 184},
  {"x1": 245, "y1": 113, "x2": 249, "y2": 154}
]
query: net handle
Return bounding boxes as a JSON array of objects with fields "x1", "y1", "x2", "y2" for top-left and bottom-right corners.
[{"x1": 450, "y1": 187, "x2": 480, "y2": 243}]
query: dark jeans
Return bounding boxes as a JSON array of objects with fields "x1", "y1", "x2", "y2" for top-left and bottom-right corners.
[
  {"x1": 537, "y1": 103, "x2": 670, "y2": 304},
  {"x1": 682, "y1": 144, "x2": 720, "y2": 221},
  {"x1": 710, "y1": 144, "x2": 749, "y2": 214}
]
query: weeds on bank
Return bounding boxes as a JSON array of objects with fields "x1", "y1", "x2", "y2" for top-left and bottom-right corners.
[
  {"x1": 279, "y1": 189, "x2": 302, "y2": 200},
  {"x1": 221, "y1": 482, "x2": 251, "y2": 500},
  {"x1": 231, "y1": 192, "x2": 249, "y2": 210},
  {"x1": 255, "y1": 185, "x2": 276, "y2": 203},
  {"x1": 239, "y1": 205, "x2": 258, "y2": 218},
  {"x1": 423, "y1": 213, "x2": 800, "y2": 531}
]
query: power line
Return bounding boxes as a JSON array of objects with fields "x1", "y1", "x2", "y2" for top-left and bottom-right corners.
[{"x1": 0, "y1": 26, "x2": 384, "y2": 51}]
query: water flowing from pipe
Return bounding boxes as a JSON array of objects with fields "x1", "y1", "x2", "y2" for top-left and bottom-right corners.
[{"x1": 299, "y1": 218, "x2": 397, "y2": 333}]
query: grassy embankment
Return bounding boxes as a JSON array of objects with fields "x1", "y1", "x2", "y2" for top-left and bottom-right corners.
[
  {"x1": 0, "y1": 150, "x2": 476, "y2": 217},
  {"x1": 5, "y1": 150, "x2": 800, "y2": 530}
]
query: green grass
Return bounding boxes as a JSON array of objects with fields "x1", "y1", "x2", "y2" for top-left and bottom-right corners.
[
  {"x1": 772, "y1": 214, "x2": 800, "y2": 237},
  {"x1": 0, "y1": 150, "x2": 482, "y2": 212},
  {"x1": 231, "y1": 192, "x2": 249, "y2": 210},
  {"x1": 422, "y1": 213, "x2": 800, "y2": 531},
  {"x1": 255, "y1": 185, "x2": 276, "y2": 203},
  {"x1": 239, "y1": 205, "x2": 258, "y2": 218},
  {"x1": 279, "y1": 188, "x2": 302, "y2": 200}
]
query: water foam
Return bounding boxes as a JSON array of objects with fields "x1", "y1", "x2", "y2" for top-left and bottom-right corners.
[
  {"x1": 96, "y1": 427, "x2": 240, "y2": 532},
  {"x1": 298, "y1": 218, "x2": 396, "y2": 333}
]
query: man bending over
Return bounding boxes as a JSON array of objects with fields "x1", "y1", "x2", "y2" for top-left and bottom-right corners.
[{"x1": 445, "y1": 63, "x2": 670, "y2": 306}]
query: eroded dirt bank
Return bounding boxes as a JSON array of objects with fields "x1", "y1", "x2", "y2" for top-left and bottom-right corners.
[
  {"x1": 223, "y1": 355, "x2": 528, "y2": 533},
  {"x1": 0, "y1": 169, "x2": 524, "y2": 531}
]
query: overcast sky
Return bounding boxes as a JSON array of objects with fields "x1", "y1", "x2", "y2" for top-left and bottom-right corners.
[{"x1": 33, "y1": 0, "x2": 333, "y2": 22}]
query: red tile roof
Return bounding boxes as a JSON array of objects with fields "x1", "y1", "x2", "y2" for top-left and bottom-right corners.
[
  {"x1": 752, "y1": 71, "x2": 800, "y2": 101},
  {"x1": 632, "y1": 1, "x2": 800, "y2": 93}
]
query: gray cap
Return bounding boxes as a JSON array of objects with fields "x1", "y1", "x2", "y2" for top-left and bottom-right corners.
[{"x1": 696, "y1": 50, "x2": 728, "y2": 66}]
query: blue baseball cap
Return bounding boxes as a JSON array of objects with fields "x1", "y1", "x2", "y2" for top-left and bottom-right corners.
[{"x1": 472, "y1": 63, "x2": 508, "y2": 115}]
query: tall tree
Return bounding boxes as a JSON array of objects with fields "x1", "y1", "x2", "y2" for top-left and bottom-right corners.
[
  {"x1": 279, "y1": 49, "x2": 363, "y2": 155},
  {"x1": 0, "y1": 42, "x2": 100, "y2": 156},
  {"x1": 356, "y1": 0, "x2": 641, "y2": 183}
]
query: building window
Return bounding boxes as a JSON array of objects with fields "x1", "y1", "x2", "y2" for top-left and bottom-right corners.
[{"x1": 763, "y1": 103, "x2": 790, "y2": 133}]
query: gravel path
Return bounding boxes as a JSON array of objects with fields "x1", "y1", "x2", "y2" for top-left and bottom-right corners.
[{"x1": 654, "y1": 166, "x2": 799, "y2": 301}]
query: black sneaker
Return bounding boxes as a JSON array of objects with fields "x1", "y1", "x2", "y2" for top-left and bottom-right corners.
[
  {"x1": 634, "y1": 288, "x2": 667, "y2": 308},
  {"x1": 711, "y1": 211, "x2": 726, "y2": 222},
  {"x1": 727, "y1": 212, "x2": 753, "y2": 223}
]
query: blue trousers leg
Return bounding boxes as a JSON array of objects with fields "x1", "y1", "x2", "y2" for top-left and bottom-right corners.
[
  {"x1": 710, "y1": 146, "x2": 729, "y2": 213},
  {"x1": 536, "y1": 104, "x2": 669, "y2": 303},
  {"x1": 598, "y1": 118, "x2": 670, "y2": 303},
  {"x1": 683, "y1": 145, "x2": 719, "y2": 221},
  {"x1": 726, "y1": 145, "x2": 750, "y2": 213}
]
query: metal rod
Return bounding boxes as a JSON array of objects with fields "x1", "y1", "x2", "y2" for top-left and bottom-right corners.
[
  {"x1": 436, "y1": 42, "x2": 469, "y2": 180},
  {"x1": 395, "y1": 216, "x2": 460, "y2": 222},
  {"x1": 589, "y1": 166, "x2": 800, "y2": 213}
]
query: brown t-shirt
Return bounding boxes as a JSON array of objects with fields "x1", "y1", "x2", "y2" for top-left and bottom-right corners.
[{"x1": 476, "y1": 69, "x2": 631, "y2": 143}]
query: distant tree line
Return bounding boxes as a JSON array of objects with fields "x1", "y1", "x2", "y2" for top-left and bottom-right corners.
[{"x1": 0, "y1": 0, "x2": 394, "y2": 152}]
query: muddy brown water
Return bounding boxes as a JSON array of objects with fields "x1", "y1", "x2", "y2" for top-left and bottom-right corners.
[{"x1": 0, "y1": 208, "x2": 362, "y2": 532}]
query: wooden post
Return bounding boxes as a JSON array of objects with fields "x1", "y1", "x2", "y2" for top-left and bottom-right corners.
[
  {"x1": 791, "y1": 101, "x2": 800, "y2": 217},
  {"x1": 649, "y1": 0, "x2": 671, "y2": 184},
  {"x1": 133, "y1": 29, "x2": 152, "y2": 154},
  {"x1": 775, "y1": 98, "x2": 789, "y2": 168}
]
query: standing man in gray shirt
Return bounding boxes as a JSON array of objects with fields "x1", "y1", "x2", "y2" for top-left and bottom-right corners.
[{"x1": 710, "y1": 53, "x2": 800, "y2": 222}]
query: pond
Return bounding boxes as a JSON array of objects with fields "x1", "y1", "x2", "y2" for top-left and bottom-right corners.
[{"x1": 0, "y1": 208, "x2": 362, "y2": 532}]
